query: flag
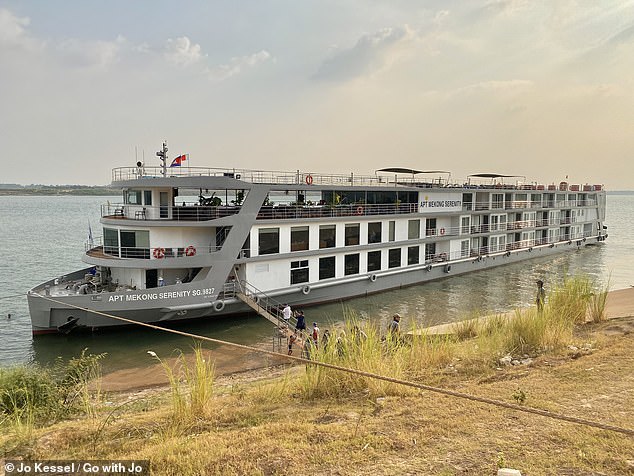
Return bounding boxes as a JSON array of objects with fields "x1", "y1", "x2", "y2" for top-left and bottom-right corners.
[
  {"x1": 170, "y1": 154, "x2": 187, "y2": 167},
  {"x1": 88, "y1": 221, "x2": 94, "y2": 247}
]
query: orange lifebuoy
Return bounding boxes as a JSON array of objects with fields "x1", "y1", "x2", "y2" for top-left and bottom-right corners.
[
  {"x1": 440, "y1": 227, "x2": 446, "y2": 235},
  {"x1": 356, "y1": 206, "x2": 364, "y2": 215},
  {"x1": 185, "y1": 245, "x2": 196, "y2": 257},
  {"x1": 305, "y1": 174, "x2": 313, "y2": 185},
  {"x1": 153, "y1": 247, "x2": 165, "y2": 259}
]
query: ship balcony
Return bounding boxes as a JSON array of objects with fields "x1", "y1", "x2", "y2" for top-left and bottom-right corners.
[
  {"x1": 84, "y1": 237, "x2": 251, "y2": 260},
  {"x1": 102, "y1": 203, "x2": 242, "y2": 221}
]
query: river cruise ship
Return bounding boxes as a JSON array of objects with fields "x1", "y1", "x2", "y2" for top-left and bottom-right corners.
[{"x1": 28, "y1": 143, "x2": 608, "y2": 334}]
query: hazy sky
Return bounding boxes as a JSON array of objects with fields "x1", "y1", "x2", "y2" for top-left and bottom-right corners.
[{"x1": 1, "y1": 1, "x2": 633, "y2": 189}]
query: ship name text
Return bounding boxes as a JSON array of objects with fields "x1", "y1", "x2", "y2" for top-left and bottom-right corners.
[{"x1": 107, "y1": 288, "x2": 215, "y2": 302}]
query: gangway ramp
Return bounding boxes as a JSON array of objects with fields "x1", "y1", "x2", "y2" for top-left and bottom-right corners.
[{"x1": 235, "y1": 281, "x2": 305, "y2": 354}]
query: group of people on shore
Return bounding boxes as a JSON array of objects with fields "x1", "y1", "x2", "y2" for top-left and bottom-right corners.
[
  {"x1": 282, "y1": 279, "x2": 547, "y2": 358},
  {"x1": 282, "y1": 303, "x2": 321, "y2": 356},
  {"x1": 282, "y1": 302, "x2": 404, "y2": 357}
]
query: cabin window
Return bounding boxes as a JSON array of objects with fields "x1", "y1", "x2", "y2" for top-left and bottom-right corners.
[
  {"x1": 344, "y1": 253, "x2": 360, "y2": 276},
  {"x1": 388, "y1": 221, "x2": 395, "y2": 241},
  {"x1": 490, "y1": 214, "x2": 507, "y2": 232},
  {"x1": 460, "y1": 239, "x2": 470, "y2": 258},
  {"x1": 367, "y1": 250, "x2": 381, "y2": 272},
  {"x1": 290, "y1": 260, "x2": 309, "y2": 284},
  {"x1": 490, "y1": 235, "x2": 506, "y2": 253},
  {"x1": 125, "y1": 190, "x2": 142, "y2": 205},
  {"x1": 388, "y1": 248, "x2": 401, "y2": 268},
  {"x1": 492, "y1": 193, "x2": 504, "y2": 209},
  {"x1": 258, "y1": 228, "x2": 279, "y2": 255},
  {"x1": 407, "y1": 246, "x2": 419, "y2": 265},
  {"x1": 103, "y1": 228, "x2": 119, "y2": 256},
  {"x1": 121, "y1": 230, "x2": 149, "y2": 259},
  {"x1": 345, "y1": 224, "x2": 360, "y2": 246},
  {"x1": 368, "y1": 222, "x2": 382, "y2": 244},
  {"x1": 143, "y1": 190, "x2": 153, "y2": 206},
  {"x1": 319, "y1": 256, "x2": 335, "y2": 280},
  {"x1": 291, "y1": 226, "x2": 309, "y2": 252},
  {"x1": 426, "y1": 218, "x2": 436, "y2": 237},
  {"x1": 521, "y1": 230, "x2": 535, "y2": 247},
  {"x1": 319, "y1": 225, "x2": 336, "y2": 248},
  {"x1": 460, "y1": 216, "x2": 470, "y2": 235},
  {"x1": 522, "y1": 211, "x2": 536, "y2": 227},
  {"x1": 408, "y1": 219, "x2": 420, "y2": 239}
]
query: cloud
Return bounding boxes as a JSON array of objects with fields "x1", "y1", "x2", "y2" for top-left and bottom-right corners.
[
  {"x1": 313, "y1": 26, "x2": 416, "y2": 81},
  {"x1": 164, "y1": 36, "x2": 205, "y2": 66},
  {"x1": 56, "y1": 35, "x2": 126, "y2": 70},
  {"x1": 0, "y1": 8, "x2": 42, "y2": 51},
  {"x1": 206, "y1": 50, "x2": 272, "y2": 81},
  {"x1": 454, "y1": 79, "x2": 534, "y2": 95}
]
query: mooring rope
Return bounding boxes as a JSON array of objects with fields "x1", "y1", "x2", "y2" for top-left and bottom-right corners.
[
  {"x1": 0, "y1": 293, "x2": 24, "y2": 300},
  {"x1": 35, "y1": 293, "x2": 634, "y2": 437}
]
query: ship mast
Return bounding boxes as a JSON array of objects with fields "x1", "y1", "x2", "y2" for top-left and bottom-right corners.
[{"x1": 156, "y1": 141, "x2": 168, "y2": 176}]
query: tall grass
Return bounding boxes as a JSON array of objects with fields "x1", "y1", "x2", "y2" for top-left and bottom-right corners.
[
  {"x1": 149, "y1": 346, "x2": 215, "y2": 420},
  {"x1": 588, "y1": 278, "x2": 610, "y2": 323}
]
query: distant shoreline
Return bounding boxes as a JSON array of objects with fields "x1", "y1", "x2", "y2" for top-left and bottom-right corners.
[{"x1": 0, "y1": 187, "x2": 118, "y2": 196}]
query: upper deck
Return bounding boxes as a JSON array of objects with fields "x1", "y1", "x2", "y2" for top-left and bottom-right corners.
[{"x1": 112, "y1": 166, "x2": 605, "y2": 193}]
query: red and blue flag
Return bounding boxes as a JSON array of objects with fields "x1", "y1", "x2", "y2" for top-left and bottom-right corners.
[{"x1": 170, "y1": 154, "x2": 187, "y2": 167}]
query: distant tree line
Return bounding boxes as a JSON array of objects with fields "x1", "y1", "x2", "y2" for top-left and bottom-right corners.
[{"x1": 0, "y1": 184, "x2": 119, "y2": 195}]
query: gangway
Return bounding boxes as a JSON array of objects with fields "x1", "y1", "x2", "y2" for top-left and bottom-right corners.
[{"x1": 233, "y1": 280, "x2": 305, "y2": 354}]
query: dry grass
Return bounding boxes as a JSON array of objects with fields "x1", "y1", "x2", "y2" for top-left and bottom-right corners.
[
  {"x1": 2, "y1": 318, "x2": 632, "y2": 475},
  {"x1": 0, "y1": 278, "x2": 629, "y2": 475}
]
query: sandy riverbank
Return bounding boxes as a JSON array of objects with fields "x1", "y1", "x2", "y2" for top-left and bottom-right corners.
[{"x1": 98, "y1": 287, "x2": 634, "y2": 393}]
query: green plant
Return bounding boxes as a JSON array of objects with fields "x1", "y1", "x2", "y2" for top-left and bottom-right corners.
[
  {"x1": 148, "y1": 345, "x2": 215, "y2": 420},
  {"x1": 512, "y1": 388, "x2": 526, "y2": 404}
]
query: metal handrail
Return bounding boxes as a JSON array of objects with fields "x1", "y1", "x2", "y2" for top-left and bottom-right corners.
[{"x1": 237, "y1": 280, "x2": 298, "y2": 329}]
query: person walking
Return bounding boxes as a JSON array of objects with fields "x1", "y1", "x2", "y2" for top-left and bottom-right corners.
[
  {"x1": 536, "y1": 280, "x2": 546, "y2": 312},
  {"x1": 295, "y1": 310, "x2": 306, "y2": 333},
  {"x1": 311, "y1": 322, "x2": 320, "y2": 347},
  {"x1": 282, "y1": 303, "x2": 292, "y2": 325}
]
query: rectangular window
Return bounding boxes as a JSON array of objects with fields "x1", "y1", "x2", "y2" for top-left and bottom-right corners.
[
  {"x1": 258, "y1": 228, "x2": 279, "y2": 255},
  {"x1": 290, "y1": 260, "x2": 309, "y2": 284},
  {"x1": 460, "y1": 216, "x2": 470, "y2": 235},
  {"x1": 125, "y1": 190, "x2": 142, "y2": 205},
  {"x1": 460, "y1": 239, "x2": 469, "y2": 258},
  {"x1": 492, "y1": 193, "x2": 504, "y2": 209},
  {"x1": 143, "y1": 190, "x2": 152, "y2": 206},
  {"x1": 319, "y1": 256, "x2": 336, "y2": 280},
  {"x1": 388, "y1": 248, "x2": 401, "y2": 268},
  {"x1": 319, "y1": 225, "x2": 336, "y2": 248},
  {"x1": 344, "y1": 253, "x2": 360, "y2": 275},
  {"x1": 103, "y1": 227, "x2": 119, "y2": 256},
  {"x1": 408, "y1": 219, "x2": 420, "y2": 239},
  {"x1": 407, "y1": 246, "x2": 419, "y2": 265},
  {"x1": 291, "y1": 226, "x2": 309, "y2": 252},
  {"x1": 121, "y1": 229, "x2": 149, "y2": 259},
  {"x1": 388, "y1": 221, "x2": 395, "y2": 241},
  {"x1": 367, "y1": 250, "x2": 381, "y2": 272},
  {"x1": 345, "y1": 224, "x2": 360, "y2": 246},
  {"x1": 368, "y1": 222, "x2": 382, "y2": 244}
]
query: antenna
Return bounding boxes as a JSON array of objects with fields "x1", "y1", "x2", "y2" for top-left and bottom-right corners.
[{"x1": 156, "y1": 140, "x2": 168, "y2": 176}]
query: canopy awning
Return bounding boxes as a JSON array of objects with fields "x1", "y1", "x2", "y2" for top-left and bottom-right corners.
[{"x1": 377, "y1": 168, "x2": 450, "y2": 175}]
